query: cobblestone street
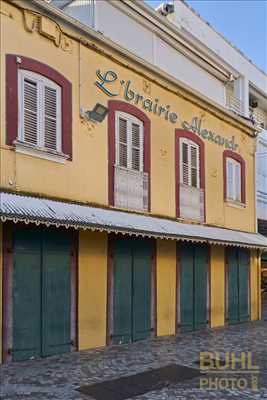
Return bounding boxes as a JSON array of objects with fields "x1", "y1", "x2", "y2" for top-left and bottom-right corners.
[{"x1": 1, "y1": 300, "x2": 266, "y2": 400}]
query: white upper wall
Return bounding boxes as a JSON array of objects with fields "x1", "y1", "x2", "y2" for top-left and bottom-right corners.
[
  {"x1": 173, "y1": 0, "x2": 267, "y2": 94},
  {"x1": 60, "y1": 0, "x2": 226, "y2": 106}
]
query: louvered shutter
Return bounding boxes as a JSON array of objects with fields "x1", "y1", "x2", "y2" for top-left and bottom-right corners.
[
  {"x1": 131, "y1": 122, "x2": 142, "y2": 171},
  {"x1": 23, "y1": 79, "x2": 38, "y2": 145},
  {"x1": 227, "y1": 159, "x2": 234, "y2": 199},
  {"x1": 118, "y1": 117, "x2": 128, "y2": 168},
  {"x1": 181, "y1": 142, "x2": 189, "y2": 185},
  {"x1": 235, "y1": 162, "x2": 241, "y2": 201},
  {"x1": 44, "y1": 86, "x2": 58, "y2": 150},
  {"x1": 190, "y1": 145, "x2": 198, "y2": 188}
]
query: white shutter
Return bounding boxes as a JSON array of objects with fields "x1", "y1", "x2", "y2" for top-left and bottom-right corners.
[
  {"x1": 235, "y1": 162, "x2": 241, "y2": 201},
  {"x1": 118, "y1": 117, "x2": 128, "y2": 168},
  {"x1": 227, "y1": 159, "x2": 234, "y2": 200},
  {"x1": 44, "y1": 86, "x2": 58, "y2": 150},
  {"x1": 131, "y1": 123, "x2": 141, "y2": 171},
  {"x1": 181, "y1": 141, "x2": 189, "y2": 185},
  {"x1": 23, "y1": 79, "x2": 38, "y2": 145},
  {"x1": 190, "y1": 145, "x2": 198, "y2": 188}
]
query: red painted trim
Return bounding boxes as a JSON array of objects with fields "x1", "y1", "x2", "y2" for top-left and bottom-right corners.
[
  {"x1": 2, "y1": 223, "x2": 13, "y2": 363},
  {"x1": 6, "y1": 54, "x2": 72, "y2": 159},
  {"x1": 223, "y1": 150, "x2": 246, "y2": 204},
  {"x1": 175, "y1": 129, "x2": 206, "y2": 220},
  {"x1": 108, "y1": 100, "x2": 151, "y2": 210}
]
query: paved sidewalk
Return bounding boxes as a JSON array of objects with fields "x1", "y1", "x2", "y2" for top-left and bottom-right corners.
[{"x1": 1, "y1": 301, "x2": 267, "y2": 400}]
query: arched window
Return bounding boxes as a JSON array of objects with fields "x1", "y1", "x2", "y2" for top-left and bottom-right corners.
[
  {"x1": 223, "y1": 150, "x2": 246, "y2": 204},
  {"x1": 108, "y1": 101, "x2": 151, "y2": 212},
  {"x1": 175, "y1": 130, "x2": 205, "y2": 222},
  {"x1": 6, "y1": 55, "x2": 72, "y2": 160}
]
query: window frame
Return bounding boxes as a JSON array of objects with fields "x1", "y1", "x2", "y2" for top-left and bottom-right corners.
[
  {"x1": 115, "y1": 111, "x2": 144, "y2": 172},
  {"x1": 6, "y1": 54, "x2": 72, "y2": 160},
  {"x1": 223, "y1": 150, "x2": 246, "y2": 205},
  {"x1": 175, "y1": 129, "x2": 205, "y2": 220},
  {"x1": 18, "y1": 69, "x2": 62, "y2": 153},
  {"x1": 108, "y1": 100, "x2": 151, "y2": 210},
  {"x1": 179, "y1": 137, "x2": 200, "y2": 188}
]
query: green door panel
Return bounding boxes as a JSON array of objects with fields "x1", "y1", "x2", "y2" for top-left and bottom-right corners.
[
  {"x1": 13, "y1": 230, "x2": 42, "y2": 361},
  {"x1": 180, "y1": 245, "x2": 194, "y2": 332},
  {"x1": 42, "y1": 231, "x2": 71, "y2": 356},
  {"x1": 238, "y1": 249, "x2": 249, "y2": 322},
  {"x1": 132, "y1": 242, "x2": 152, "y2": 341},
  {"x1": 113, "y1": 240, "x2": 132, "y2": 344},
  {"x1": 227, "y1": 249, "x2": 239, "y2": 324},
  {"x1": 194, "y1": 247, "x2": 208, "y2": 330}
]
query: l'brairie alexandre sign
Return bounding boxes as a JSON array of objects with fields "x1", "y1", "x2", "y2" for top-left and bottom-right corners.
[{"x1": 95, "y1": 69, "x2": 239, "y2": 151}]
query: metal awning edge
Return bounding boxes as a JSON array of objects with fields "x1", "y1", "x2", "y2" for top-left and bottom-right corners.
[{"x1": 0, "y1": 212, "x2": 265, "y2": 250}]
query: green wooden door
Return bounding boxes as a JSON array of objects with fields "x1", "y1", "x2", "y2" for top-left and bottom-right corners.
[
  {"x1": 227, "y1": 248, "x2": 249, "y2": 324},
  {"x1": 194, "y1": 246, "x2": 208, "y2": 330},
  {"x1": 13, "y1": 229, "x2": 42, "y2": 361},
  {"x1": 179, "y1": 245, "x2": 208, "y2": 332},
  {"x1": 239, "y1": 250, "x2": 249, "y2": 322},
  {"x1": 132, "y1": 241, "x2": 152, "y2": 341},
  {"x1": 113, "y1": 239, "x2": 132, "y2": 344},
  {"x1": 113, "y1": 238, "x2": 152, "y2": 344},
  {"x1": 13, "y1": 228, "x2": 72, "y2": 361},
  {"x1": 180, "y1": 245, "x2": 194, "y2": 332},
  {"x1": 42, "y1": 231, "x2": 71, "y2": 356}
]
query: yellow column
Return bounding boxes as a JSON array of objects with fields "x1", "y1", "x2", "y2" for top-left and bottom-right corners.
[
  {"x1": 210, "y1": 246, "x2": 225, "y2": 328},
  {"x1": 250, "y1": 249, "x2": 261, "y2": 321},
  {"x1": 0, "y1": 223, "x2": 2, "y2": 363},
  {"x1": 78, "y1": 230, "x2": 107, "y2": 350},
  {"x1": 156, "y1": 240, "x2": 176, "y2": 336}
]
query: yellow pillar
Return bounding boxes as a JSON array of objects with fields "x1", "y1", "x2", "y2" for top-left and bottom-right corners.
[
  {"x1": 156, "y1": 240, "x2": 176, "y2": 336},
  {"x1": 78, "y1": 230, "x2": 107, "y2": 350},
  {"x1": 250, "y1": 249, "x2": 261, "y2": 321},
  {"x1": 210, "y1": 246, "x2": 225, "y2": 328}
]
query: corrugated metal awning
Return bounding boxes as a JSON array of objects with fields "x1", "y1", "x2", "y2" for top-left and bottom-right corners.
[{"x1": 1, "y1": 192, "x2": 267, "y2": 249}]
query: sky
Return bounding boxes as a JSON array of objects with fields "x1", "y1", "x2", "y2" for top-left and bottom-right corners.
[{"x1": 145, "y1": 0, "x2": 267, "y2": 73}]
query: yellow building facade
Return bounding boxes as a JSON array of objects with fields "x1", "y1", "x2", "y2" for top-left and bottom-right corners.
[{"x1": 0, "y1": 0, "x2": 266, "y2": 363}]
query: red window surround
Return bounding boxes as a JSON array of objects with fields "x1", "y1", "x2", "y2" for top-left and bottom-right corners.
[
  {"x1": 223, "y1": 150, "x2": 246, "y2": 204},
  {"x1": 6, "y1": 54, "x2": 72, "y2": 159},
  {"x1": 175, "y1": 129, "x2": 206, "y2": 220},
  {"x1": 108, "y1": 100, "x2": 151, "y2": 210}
]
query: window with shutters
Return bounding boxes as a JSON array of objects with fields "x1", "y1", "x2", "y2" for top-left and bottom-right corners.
[
  {"x1": 175, "y1": 130, "x2": 205, "y2": 222},
  {"x1": 114, "y1": 111, "x2": 148, "y2": 211},
  {"x1": 180, "y1": 138, "x2": 200, "y2": 188},
  {"x1": 18, "y1": 70, "x2": 62, "y2": 153}
]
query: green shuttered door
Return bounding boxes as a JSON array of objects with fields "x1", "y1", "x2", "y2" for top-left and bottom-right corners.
[
  {"x1": 113, "y1": 238, "x2": 152, "y2": 344},
  {"x1": 13, "y1": 228, "x2": 72, "y2": 361},
  {"x1": 179, "y1": 245, "x2": 208, "y2": 332},
  {"x1": 227, "y1": 248, "x2": 249, "y2": 324},
  {"x1": 13, "y1": 230, "x2": 42, "y2": 361}
]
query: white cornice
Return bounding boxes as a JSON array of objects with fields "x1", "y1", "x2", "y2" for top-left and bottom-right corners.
[{"x1": 8, "y1": 0, "x2": 256, "y2": 134}]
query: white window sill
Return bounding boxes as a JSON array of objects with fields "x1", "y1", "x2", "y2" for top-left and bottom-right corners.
[
  {"x1": 225, "y1": 199, "x2": 246, "y2": 209},
  {"x1": 14, "y1": 141, "x2": 69, "y2": 164}
]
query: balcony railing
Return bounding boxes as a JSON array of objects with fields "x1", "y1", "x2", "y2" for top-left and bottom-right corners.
[
  {"x1": 114, "y1": 165, "x2": 148, "y2": 212},
  {"x1": 180, "y1": 184, "x2": 205, "y2": 222}
]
